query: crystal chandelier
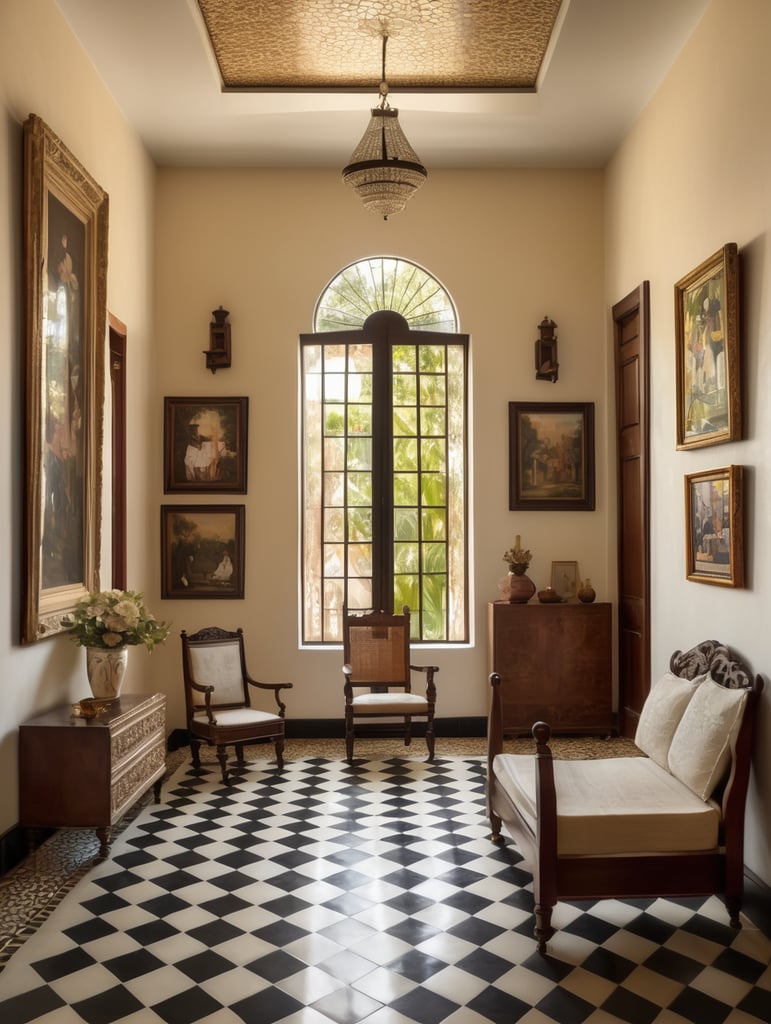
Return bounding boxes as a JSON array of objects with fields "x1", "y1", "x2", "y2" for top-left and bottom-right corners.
[{"x1": 342, "y1": 34, "x2": 427, "y2": 220}]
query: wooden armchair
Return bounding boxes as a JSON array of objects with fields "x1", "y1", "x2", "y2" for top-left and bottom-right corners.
[
  {"x1": 181, "y1": 626, "x2": 293, "y2": 784},
  {"x1": 343, "y1": 606, "x2": 439, "y2": 763},
  {"x1": 487, "y1": 641, "x2": 763, "y2": 953}
]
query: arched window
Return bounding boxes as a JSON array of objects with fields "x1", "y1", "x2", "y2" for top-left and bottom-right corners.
[{"x1": 301, "y1": 258, "x2": 468, "y2": 644}]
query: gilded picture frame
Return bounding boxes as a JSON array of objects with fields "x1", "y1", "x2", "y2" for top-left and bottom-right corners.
[
  {"x1": 675, "y1": 243, "x2": 740, "y2": 450},
  {"x1": 685, "y1": 465, "x2": 744, "y2": 587},
  {"x1": 161, "y1": 505, "x2": 245, "y2": 599},
  {"x1": 21, "y1": 115, "x2": 109, "y2": 643},
  {"x1": 164, "y1": 396, "x2": 249, "y2": 493},
  {"x1": 509, "y1": 402, "x2": 595, "y2": 511}
]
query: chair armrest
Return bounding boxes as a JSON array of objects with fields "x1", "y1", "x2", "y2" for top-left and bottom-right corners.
[
  {"x1": 343, "y1": 663, "x2": 354, "y2": 701},
  {"x1": 188, "y1": 680, "x2": 215, "y2": 724},
  {"x1": 410, "y1": 663, "x2": 438, "y2": 701},
  {"x1": 245, "y1": 676, "x2": 293, "y2": 716}
]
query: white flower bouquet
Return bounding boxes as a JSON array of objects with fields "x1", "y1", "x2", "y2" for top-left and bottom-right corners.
[{"x1": 62, "y1": 589, "x2": 170, "y2": 651}]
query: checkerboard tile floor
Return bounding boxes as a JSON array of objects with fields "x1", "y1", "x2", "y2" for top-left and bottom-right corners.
[{"x1": 0, "y1": 754, "x2": 769, "y2": 1024}]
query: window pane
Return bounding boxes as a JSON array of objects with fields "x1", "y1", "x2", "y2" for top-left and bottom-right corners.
[{"x1": 304, "y1": 258, "x2": 467, "y2": 643}]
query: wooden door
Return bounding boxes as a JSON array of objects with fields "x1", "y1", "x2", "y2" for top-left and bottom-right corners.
[{"x1": 613, "y1": 284, "x2": 650, "y2": 737}]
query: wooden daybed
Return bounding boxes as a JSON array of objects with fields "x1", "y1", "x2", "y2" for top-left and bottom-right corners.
[{"x1": 487, "y1": 640, "x2": 764, "y2": 953}]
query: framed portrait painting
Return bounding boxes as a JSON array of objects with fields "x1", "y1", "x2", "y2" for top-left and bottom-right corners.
[
  {"x1": 675, "y1": 243, "x2": 740, "y2": 450},
  {"x1": 21, "y1": 115, "x2": 109, "y2": 643},
  {"x1": 551, "y1": 560, "x2": 578, "y2": 600},
  {"x1": 161, "y1": 505, "x2": 245, "y2": 599},
  {"x1": 164, "y1": 397, "x2": 248, "y2": 493},
  {"x1": 685, "y1": 465, "x2": 744, "y2": 587},
  {"x1": 509, "y1": 402, "x2": 595, "y2": 511}
]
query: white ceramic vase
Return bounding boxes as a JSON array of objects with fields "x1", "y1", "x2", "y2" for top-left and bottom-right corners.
[{"x1": 85, "y1": 646, "x2": 128, "y2": 699}]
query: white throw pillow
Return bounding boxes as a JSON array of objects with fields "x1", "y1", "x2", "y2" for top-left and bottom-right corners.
[
  {"x1": 667, "y1": 676, "x2": 748, "y2": 800},
  {"x1": 635, "y1": 671, "x2": 704, "y2": 768}
]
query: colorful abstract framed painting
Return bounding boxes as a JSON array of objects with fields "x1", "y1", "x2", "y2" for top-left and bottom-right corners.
[
  {"x1": 509, "y1": 402, "x2": 595, "y2": 511},
  {"x1": 675, "y1": 243, "x2": 740, "y2": 450},
  {"x1": 161, "y1": 505, "x2": 245, "y2": 599},
  {"x1": 685, "y1": 465, "x2": 744, "y2": 587},
  {"x1": 21, "y1": 115, "x2": 109, "y2": 643},
  {"x1": 164, "y1": 397, "x2": 249, "y2": 493}
]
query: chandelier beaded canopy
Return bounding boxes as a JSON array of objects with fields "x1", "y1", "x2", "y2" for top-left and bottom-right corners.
[{"x1": 342, "y1": 33, "x2": 428, "y2": 220}]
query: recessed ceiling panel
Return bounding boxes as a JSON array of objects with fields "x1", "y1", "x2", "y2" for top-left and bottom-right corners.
[{"x1": 196, "y1": 0, "x2": 564, "y2": 90}]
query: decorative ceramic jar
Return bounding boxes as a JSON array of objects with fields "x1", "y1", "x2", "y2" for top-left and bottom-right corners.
[
  {"x1": 85, "y1": 646, "x2": 128, "y2": 699},
  {"x1": 537, "y1": 586, "x2": 562, "y2": 604},
  {"x1": 578, "y1": 578, "x2": 596, "y2": 603},
  {"x1": 505, "y1": 563, "x2": 536, "y2": 604}
]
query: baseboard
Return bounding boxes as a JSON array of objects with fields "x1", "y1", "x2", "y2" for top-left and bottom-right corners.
[{"x1": 168, "y1": 716, "x2": 488, "y2": 751}]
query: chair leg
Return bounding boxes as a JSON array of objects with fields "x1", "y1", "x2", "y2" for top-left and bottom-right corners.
[
  {"x1": 216, "y1": 745, "x2": 230, "y2": 785},
  {"x1": 274, "y1": 735, "x2": 285, "y2": 771},
  {"x1": 425, "y1": 716, "x2": 435, "y2": 762},
  {"x1": 235, "y1": 743, "x2": 246, "y2": 765},
  {"x1": 190, "y1": 737, "x2": 201, "y2": 770},
  {"x1": 404, "y1": 716, "x2": 412, "y2": 748},
  {"x1": 345, "y1": 710, "x2": 355, "y2": 763}
]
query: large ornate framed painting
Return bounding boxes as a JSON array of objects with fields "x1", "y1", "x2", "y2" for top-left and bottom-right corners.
[
  {"x1": 508, "y1": 402, "x2": 595, "y2": 511},
  {"x1": 675, "y1": 243, "x2": 740, "y2": 450},
  {"x1": 21, "y1": 115, "x2": 109, "y2": 643}
]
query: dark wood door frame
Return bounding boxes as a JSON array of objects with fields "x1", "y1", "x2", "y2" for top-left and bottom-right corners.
[
  {"x1": 613, "y1": 284, "x2": 650, "y2": 737},
  {"x1": 108, "y1": 314, "x2": 127, "y2": 589}
]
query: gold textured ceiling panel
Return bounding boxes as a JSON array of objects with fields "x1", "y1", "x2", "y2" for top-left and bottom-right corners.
[{"x1": 196, "y1": 0, "x2": 564, "y2": 90}]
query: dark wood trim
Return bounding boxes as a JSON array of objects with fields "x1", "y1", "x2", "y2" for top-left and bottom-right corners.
[{"x1": 108, "y1": 314, "x2": 127, "y2": 589}]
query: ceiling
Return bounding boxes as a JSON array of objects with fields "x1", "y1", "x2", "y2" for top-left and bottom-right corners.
[{"x1": 55, "y1": 0, "x2": 709, "y2": 169}]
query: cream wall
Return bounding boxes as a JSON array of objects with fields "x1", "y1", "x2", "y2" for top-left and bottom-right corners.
[
  {"x1": 150, "y1": 166, "x2": 608, "y2": 732},
  {"x1": 604, "y1": 0, "x2": 771, "y2": 885},
  {"x1": 0, "y1": 0, "x2": 156, "y2": 838}
]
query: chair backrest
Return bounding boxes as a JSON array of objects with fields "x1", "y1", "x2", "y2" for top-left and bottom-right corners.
[
  {"x1": 181, "y1": 626, "x2": 248, "y2": 711},
  {"x1": 344, "y1": 607, "x2": 411, "y2": 688}
]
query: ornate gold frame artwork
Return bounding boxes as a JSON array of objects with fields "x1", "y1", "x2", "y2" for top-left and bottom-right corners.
[
  {"x1": 21, "y1": 115, "x2": 109, "y2": 642},
  {"x1": 685, "y1": 465, "x2": 744, "y2": 588},
  {"x1": 675, "y1": 243, "x2": 740, "y2": 450}
]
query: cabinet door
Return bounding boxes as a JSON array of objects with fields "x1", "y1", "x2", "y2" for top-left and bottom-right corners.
[{"x1": 488, "y1": 603, "x2": 612, "y2": 734}]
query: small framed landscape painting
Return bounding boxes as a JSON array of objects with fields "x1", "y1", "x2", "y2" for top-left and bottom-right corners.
[
  {"x1": 509, "y1": 402, "x2": 595, "y2": 511},
  {"x1": 684, "y1": 465, "x2": 744, "y2": 588},
  {"x1": 161, "y1": 505, "x2": 245, "y2": 599}
]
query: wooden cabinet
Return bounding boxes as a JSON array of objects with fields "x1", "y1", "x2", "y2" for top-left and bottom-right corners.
[
  {"x1": 20, "y1": 693, "x2": 166, "y2": 857},
  {"x1": 487, "y1": 601, "x2": 613, "y2": 736}
]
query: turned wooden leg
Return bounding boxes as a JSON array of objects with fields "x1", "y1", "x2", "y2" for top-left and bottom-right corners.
[
  {"x1": 216, "y1": 745, "x2": 230, "y2": 784},
  {"x1": 345, "y1": 713, "x2": 355, "y2": 763},
  {"x1": 274, "y1": 735, "x2": 285, "y2": 771},
  {"x1": 489, "y1": 809, "x2": 503, "y2": 842},
  {"x1": 235, "y1": 742, "x2": 246, "y2": 765},
  {"x1": 425, "y1": 718, "x2": 435, "y2": 762},
  {"x1": 153, "y1": 779, "x2": 162, "y2": 803},
  {"x1": 534, "y1": 902, "x2": 555, "y2": 954},
  {"x1": 190, "y1": 737, "x2": 201, "y2": 770},
  {"x1": 96, "y1": 827, "x2": 110, "y2": 860},
  {"x1": 404, "y1": 716, "x2": 413, "y2": 748}
]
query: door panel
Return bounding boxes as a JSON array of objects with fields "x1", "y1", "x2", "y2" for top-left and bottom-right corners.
[{"x1": 613, "y1": 284, "x2": 650, "y2": 737}]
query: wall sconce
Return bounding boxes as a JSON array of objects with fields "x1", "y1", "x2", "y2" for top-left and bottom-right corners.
[
  {"x1": 535, "y1": 315, "x2": 559, "y2": 383},
  {"x1": 204, "y1": 306, "x2": 231, "y2": 373}
]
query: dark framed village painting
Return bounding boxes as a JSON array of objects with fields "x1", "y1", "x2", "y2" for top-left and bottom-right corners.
[
  {"x1": 164, "y1": 397, "x2": 248, "y2": 493},
  {"x1": 675, "y1": 243, "x2": 740, "y2": 450},
  {"x1": 161, "y1": 505, "x2": 245, "y2": 599},
  {"x1": 21, "y1": 115, "x2": 109, "y2": 643},
  {"x1": 508, "y1": 402, "x2": 595, "y2": 511}
]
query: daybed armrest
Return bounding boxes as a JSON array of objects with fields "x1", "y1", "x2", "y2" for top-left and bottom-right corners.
[{"x1": 487, "y1": 672, "x2": 504, "y2": 762}]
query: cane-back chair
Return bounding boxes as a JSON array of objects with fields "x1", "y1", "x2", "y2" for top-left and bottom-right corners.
[
  {"x1": 343, "y1": 606, "x2": 438, "y2": 763},
  {"x1": 181, "y1": 626, "x2": 292, "y2": 784}
]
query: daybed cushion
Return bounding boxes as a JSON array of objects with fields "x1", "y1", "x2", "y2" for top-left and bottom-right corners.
[
  {"x1": 667, "y1": 675, "x2": 748, "y2": 800},
  {"x1": 492, "y1": 753, "x2": 721, "y2": 855},
  {"x1": 634, "y1": 671, "x2": 704, "y2": 768}
]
